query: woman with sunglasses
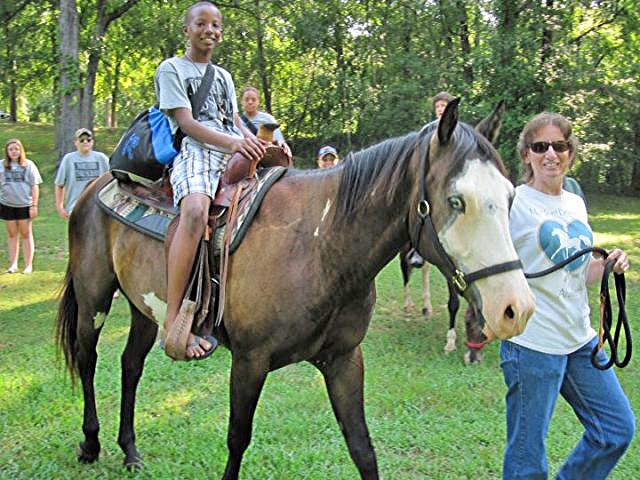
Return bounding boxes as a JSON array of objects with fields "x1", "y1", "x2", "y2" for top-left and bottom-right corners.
[{"x1": 500, "y1": 112, "x2": 634, "y2": 479}]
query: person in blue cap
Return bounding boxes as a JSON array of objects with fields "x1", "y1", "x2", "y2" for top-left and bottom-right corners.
[{"x1": 317, "y1": 145, "x2": 340, "y2": 169}]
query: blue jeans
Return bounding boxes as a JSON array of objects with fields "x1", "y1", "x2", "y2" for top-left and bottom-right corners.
[{"x1": 500, "y1": 337, "x2": 635, "y2": 480}]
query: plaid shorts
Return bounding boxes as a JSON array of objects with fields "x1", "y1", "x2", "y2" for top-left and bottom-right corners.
[{"x1": 170, "y1": 141, "x2": 227, "y2": 206}]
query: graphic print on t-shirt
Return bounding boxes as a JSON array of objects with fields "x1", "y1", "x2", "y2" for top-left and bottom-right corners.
[
  {"x1": 539, "y1": 219, "x2": 592, "y2": 272},
  {"x1": 74, "y1": 161, "x2": 100, "y2": 181},
  {"x1": 5, "y1": 168, "x2": 26, "y2": 183}
]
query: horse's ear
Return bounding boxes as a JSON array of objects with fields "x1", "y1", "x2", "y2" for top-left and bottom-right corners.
[
  {"x1": 476, "y1": 99, "x2": 506, "y2": 145},
  {"x1": 438, "y1": 97, "x2": 460, "y2": 145}
]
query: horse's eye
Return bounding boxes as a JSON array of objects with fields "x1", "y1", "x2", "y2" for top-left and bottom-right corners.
[{"x1": 449, "y1": 195, "x2": 465, "y2": 212}]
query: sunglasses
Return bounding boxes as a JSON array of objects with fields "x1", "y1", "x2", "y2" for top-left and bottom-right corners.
[
  {"x1": 78, "y1": 138, "x2": 93, "y2": 143},
  {"x1": 529, "y1": 141, "x2": 570, "y2": 154}
]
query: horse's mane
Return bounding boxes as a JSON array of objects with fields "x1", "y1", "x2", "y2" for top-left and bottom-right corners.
[{"x1": 334, "y1": 121, "x2": 505, "y2": 224}]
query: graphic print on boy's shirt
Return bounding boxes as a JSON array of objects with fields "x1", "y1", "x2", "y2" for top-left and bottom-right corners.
[{"x1": 74, "y1": 161, "x2": 101, "y2": 181}]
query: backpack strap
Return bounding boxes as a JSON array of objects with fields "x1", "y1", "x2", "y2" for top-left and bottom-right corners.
[
  {"x1": 240, "y1": 112, "x2": 258, "y2": 135},
  {"x1": 173, "y1": 63, "x2": 216, "y2": 151}
]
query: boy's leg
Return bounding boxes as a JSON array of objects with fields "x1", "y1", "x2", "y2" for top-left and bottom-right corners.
[
  {"x1": 5, "y1": 219, "x2": 19, "y2": 271},
  {"x1": 500, "y1": 341, "x2": 566, "y2": 480},
  {"x1": 557, "y1": 337, "x2": 635, "y2": 480},
  {"x1": 18, "y1": 218, "x2": 34, "y2": 273},
  {"x1": 164, "y1": 193, "x2": 213, "y2": 358}
]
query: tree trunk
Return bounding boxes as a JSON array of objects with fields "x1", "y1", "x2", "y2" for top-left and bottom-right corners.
[
  {"x1": 80, "y1": 0, "x2": 140, "y2": 129},
  {"x1": 57, "y1": 0, "x2": 80, "y2": 166},
  {"x1": 109, "y1": 53, "x2": 122, "y2": 127}
]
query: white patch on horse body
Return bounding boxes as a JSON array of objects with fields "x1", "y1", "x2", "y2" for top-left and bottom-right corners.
[
  {"x1": 142, "y1": 292, "x2": 167, "y2": 325},
  {"x1": 314, "y1": 226, "x2": 320, "y2": 237},
  {"x1": 321, "y1": 199, "x2": 332, "y2": 222},
  {"x1": 94, "y1": 312, "x2": 107, "y2": 330}
]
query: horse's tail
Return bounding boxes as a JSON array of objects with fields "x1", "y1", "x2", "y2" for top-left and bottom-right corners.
[{"x1": 55, "y1": 264, "x2": 79, "y2": 383}]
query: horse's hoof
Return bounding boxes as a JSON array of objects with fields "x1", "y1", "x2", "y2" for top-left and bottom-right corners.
[
  {"x1": 422, "y1": 307, "x2": 432, "y2": 319},
  {"x1": 464, "y1": 349, "x2": 484, "y2": 365},
  {"x1": 76, "y1": 441, "x2": 100, "y2": 463},
  {"x1": 403, "y1": 303, "x2": 414, "y2": 315},
  {"x1": 124, "y1": 453, "x2": 143, "y2": 471}
]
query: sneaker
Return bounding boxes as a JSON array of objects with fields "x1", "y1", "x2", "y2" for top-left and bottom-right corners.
[{"x1": 406, "y1": 249, "x2": 424, "y2": 268}]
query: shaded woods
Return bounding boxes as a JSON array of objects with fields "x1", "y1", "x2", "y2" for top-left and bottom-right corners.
[{"x1": 1, "y1": 0, "x2": 639, "y2": 191}]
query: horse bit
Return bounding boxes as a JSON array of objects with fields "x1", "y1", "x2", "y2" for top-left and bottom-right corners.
[{"x1": 408, "y1": 138, "x2": 631, "y2": 370}]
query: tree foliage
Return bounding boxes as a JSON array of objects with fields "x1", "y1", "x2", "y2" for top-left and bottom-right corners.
[{"x1": 0, "y1": 0, "x2": 638, "y2": 191}]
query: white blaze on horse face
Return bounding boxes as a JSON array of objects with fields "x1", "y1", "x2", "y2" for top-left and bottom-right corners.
[
  {"x1": 438, "y1": 159, "x2": 534, "y2": 339},
  {"x1": 141, "y1": 292, "x2": 167, "y2": 325}
]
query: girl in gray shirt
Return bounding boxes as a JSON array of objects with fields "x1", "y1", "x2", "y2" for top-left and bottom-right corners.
[{"x1": 0, "y1": 138, "x2": 42, "y2": 273}]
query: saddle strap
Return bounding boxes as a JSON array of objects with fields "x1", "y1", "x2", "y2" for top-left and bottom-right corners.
[
  {"x1": 195, "y1": 239, "x2": 212, "y2": 330},
  {"x1": 215, "y1": 183, "x2": 244, "y2": 327}
]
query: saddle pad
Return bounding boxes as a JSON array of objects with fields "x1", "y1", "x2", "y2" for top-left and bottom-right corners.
[{"x1": 96, "y1": 166, "x2": 287, "y2": 246}]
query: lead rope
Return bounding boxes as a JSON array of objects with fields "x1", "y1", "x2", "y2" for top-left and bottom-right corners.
[{"x1": 524, "y1": 247, "x2": 631, "y2": 369}]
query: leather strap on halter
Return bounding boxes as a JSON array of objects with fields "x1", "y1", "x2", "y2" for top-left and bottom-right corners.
[{"x1": 409, "y1": 135, "x2": 522, "y2": 295}]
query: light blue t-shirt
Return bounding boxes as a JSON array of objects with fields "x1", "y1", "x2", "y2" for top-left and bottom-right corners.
[{"x1": 54, "y1": 150, "x2": 109, "y2": 212}]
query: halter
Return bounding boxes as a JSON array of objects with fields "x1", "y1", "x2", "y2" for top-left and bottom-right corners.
[{"x1": 408, "y1": 135, "x2": 522, "y2": 296}]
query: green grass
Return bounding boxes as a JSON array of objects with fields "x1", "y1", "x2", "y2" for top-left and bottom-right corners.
[{"x1": 0, "y1": 123, "x2": 639, "y2": 479}]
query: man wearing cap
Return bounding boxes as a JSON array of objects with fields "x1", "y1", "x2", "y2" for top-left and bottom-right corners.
[
  {"x1": 54, "y1": 128, "x2": 109, "y2": 219},
  {"x1": 317, "y1": 145, "x2": 340, "y2": 169}
]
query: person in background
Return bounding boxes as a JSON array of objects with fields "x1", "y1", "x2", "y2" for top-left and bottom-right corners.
[
  {"x1": 406, "y1": 91, "x2": 455, "y2": 268},
  {"x1": 54, "y1": 128, "x2": 109, "y2": 219},
  {"x1": 501, "y1": 112, "x2": 634, "y2": 480},
  {"x1": 317, "y1": 145, "x2": 340, "y2": 169},
  {"x1": 563, "y1": 175, "x2": 587, "y2": 209},
  {"x1": 0, "y1": 138, "x2": 42, "y2": 274},
  {"x1": 432, "y1": 91, "x2": 455, "y2": 120},
  {"x1": 156, "y1": 1, "x2": 265, "y2": 361},
  {"x1": 240, "y1": 86, "x2": 291, "y2": 158}
]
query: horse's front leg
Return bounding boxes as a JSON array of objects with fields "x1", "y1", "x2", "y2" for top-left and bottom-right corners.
[
  {"x1": 421, "y1": 264, "x2": 433, "y2": 318},
  {"x1": 314, "y1": 346, "x2": 379, "y2": 480},
  {"x1": 118, "y1": 303, "x2": 158, "y2": 469},
  {"x1": 443, "y1": 280, "x2": 460, "y2": 354},
  {"x1": 222, "y1": 354, "x2": 268, "y2": 480}
]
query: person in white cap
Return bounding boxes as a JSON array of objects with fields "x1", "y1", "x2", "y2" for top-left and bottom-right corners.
[
  {"x1": 317, "y1": 145, "x2": 340, "y2": 169},
  {"x1": 54, "y1": 128, "x2": 109, "y2": 218}
]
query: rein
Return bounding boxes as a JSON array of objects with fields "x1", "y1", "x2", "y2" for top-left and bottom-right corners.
[{"x1": 524, "y1": 247, "x2": 631, "y2": 370}]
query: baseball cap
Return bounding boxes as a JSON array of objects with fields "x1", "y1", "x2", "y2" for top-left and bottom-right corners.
[
  {"x1": 318, "y1": 146, "x2": 337, "y2": 158},
  {"x1": 75, "y1": 128, "x2": 93, "y2": 139}
]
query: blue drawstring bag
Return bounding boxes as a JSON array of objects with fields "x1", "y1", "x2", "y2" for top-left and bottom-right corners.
[
  {"x1": 110, "y1": 63, "x2": 214, "y2": 185},
  {"x1": 110, "y1": 107, "x2": 181, "y2": 184}
]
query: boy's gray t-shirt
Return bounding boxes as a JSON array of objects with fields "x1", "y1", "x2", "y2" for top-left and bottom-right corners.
[
  {"x1": 243, "y1": 111, "x2": 286, "y2": 144},
  {"x1": 0, "y1": 159, "x2": 42, "y2": 207},
  {"x1": 154, "y1": 57, "x2": 243, "y2": 153},
  {"x1": 54, "y1": 150, "x2": 109, "y2": 212}
]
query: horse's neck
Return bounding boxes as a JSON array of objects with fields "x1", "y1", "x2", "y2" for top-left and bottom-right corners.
[{"x1": 321, "y1": 163, "x2": 415, "y2": 284}]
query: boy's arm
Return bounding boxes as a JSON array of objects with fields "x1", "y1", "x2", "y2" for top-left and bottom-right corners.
[
  {"x1": 174, "y1": 108, "x2": 265, "y2": 161},
  {"x1": 55, "y1": 185, "x2": 68, "y2": 219}
]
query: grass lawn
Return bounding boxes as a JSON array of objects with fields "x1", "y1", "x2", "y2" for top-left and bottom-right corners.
[{"x1": 0, "y1": 123, "x2": 638, "y2": 479}]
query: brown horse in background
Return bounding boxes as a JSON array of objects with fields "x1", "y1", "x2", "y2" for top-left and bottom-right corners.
[{"x1": 56, "y1": 100, "x2": 534, "y2": 479}]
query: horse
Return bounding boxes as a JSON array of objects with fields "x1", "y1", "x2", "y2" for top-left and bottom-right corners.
[
  {"x1": 399, "y1": 101, "x2": 507, "y2": 364},
  {"x1": 55, "y1": 99, "x2": 534, "y2": 480}
]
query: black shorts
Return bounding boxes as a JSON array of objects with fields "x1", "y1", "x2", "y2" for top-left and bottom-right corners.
[{"x1": 0, "y1": 203, "x2": 30, "y2": 220}]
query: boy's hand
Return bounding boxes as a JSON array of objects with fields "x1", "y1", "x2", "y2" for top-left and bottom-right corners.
[{"x1": 232, "y1": 135, "x2": 266, "y2": 162}]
